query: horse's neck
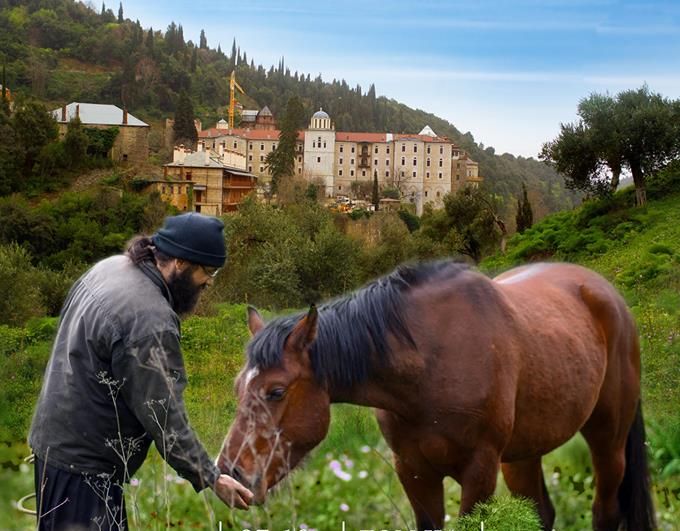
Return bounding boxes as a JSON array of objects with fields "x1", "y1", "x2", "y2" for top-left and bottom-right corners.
[{"x1": 328, "y1": 346, "x2": 424, "y2": 416}]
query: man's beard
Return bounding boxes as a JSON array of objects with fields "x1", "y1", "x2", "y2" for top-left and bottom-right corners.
[{"x1": 166, "y1": 266, "x2": 204, "y2": 316}]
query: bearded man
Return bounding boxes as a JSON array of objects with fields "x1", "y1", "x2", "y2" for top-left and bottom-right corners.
[{"x1": 29, "y1": 213, "x2": 253, "y2": 530}]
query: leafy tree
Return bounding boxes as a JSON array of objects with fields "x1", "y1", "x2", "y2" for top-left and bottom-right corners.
[
  {"x1": 542, "y1": 86, "x2": 680, "y2": 205},
  {"x1": 515, "y1": 182, "x2": 533, "y2": 233},
  {"x1": 11, "y1": 99, "x2": 59, "y2": 186},
  {"x1": 172, "y1": 90, "x2": 198, "y2": 147},
  {"x1": 421, "y1": 186, "x2": 503, "y2": 263},
  {"x1": 63, "y1": 117, "x2": 89, "y2": 169},
  {"x1": 0, "y1": 107, "x2": 19, "y2": 195},
  {"x1": 265, "y1": 96, "x2": 305, "y2": 195}
]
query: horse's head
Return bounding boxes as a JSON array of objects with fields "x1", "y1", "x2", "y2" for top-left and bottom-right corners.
[{"x1": 217, "y1": 305, "x2": 331, "y2": 504}]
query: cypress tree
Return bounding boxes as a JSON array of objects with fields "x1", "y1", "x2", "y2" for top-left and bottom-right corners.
[
  {"x1": 199, "y1": 29, "x2": 207, "y2": 49},
  {"x1": 117, "y1": 2, "x2": 123, "y2": 23},
  {"x1": 190, "y1": 47, "x2": 197, "y2": 72},
  {"x1": 173, "y1": 90, "x2": 198, "y2": 147},
  {"x1": 372, "y1": 170, "x2": 380, "y2": 211},
  {"x1": 515, "y1": 182, "x2": 534, "y2": 233},
  {"x1": 265, "y1": 96, "x2": 304, "y2": 194}
]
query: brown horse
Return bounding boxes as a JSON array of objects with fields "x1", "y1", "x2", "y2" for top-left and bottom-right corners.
[{"x1": 218, "y1": 261, "x2": 656, "y2": 530}]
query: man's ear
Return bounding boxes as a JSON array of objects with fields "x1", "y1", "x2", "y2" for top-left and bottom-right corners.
[
  {"x1": 287, "y1": 305, "x2": 318, "y2": 354},
  {"x1": 247, "y1": 305, "x2": 265, "y2": 336}
]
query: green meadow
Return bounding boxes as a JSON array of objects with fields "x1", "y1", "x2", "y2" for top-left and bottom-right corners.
[{"x1": 2, "y1": 187, "x2": 680, "y2": 530}]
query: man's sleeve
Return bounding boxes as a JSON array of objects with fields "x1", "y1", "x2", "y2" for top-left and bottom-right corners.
[{"x1": 111, "y1": 330, "x2": 220, "y2": 492}]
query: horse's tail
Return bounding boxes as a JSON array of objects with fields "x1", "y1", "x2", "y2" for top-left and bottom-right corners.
[{"x1": 618, "y1": 400, "x2": 656, "y2": 530}]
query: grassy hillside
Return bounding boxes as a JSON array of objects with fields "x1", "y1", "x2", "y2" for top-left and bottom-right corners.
[{"x1": 0, "y1": 0, "x2": 577, "y2": 218}]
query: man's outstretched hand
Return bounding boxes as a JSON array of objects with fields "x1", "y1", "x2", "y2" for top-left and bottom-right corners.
[{"x1": 213, "y1": 474, "x2": 254, "y2": 510}]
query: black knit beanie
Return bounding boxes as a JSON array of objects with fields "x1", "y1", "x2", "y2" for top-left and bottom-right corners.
[{"x1": 152, "y1": 213, "x2": 227, "y2": 267}]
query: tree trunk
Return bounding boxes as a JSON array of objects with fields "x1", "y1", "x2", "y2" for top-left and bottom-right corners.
[
  {"x1": 610, "y1": 164, "x2": 621, "y2": 194},
  {"x1": 630, "y1": 159, "x2": 646, "y2": 206}
]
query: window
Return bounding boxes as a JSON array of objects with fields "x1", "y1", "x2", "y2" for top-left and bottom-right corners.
[
  {"x1": 456, "y1": 175, "x2": 460, "y2": 181},
  {"x1": 186, "y1": 171, "x2": 192, "y2": 180},
  {"x1": 412, "y1": 171, "x2": 416, "y2": 178},
  {"x1": 385, "y1": 159, "x2": 390, "y2": 166},
  {"x1": 438, "y1": 172, "x2": 443, "y2": 179},
  {"x1": 339, "y1": 185, "x2": 342, "y2": 190},
  {"x1": 313, "y1": 141, "x2": 316, "y2": 148},
  {"x1": 362, "y1": 170, "x2": 366, "y2": 177},
  {"x1": 350, "y1": 158, "x2": 355, "y2": 165},
  {"x1": 298, "y1": 168, "x2": 302, "y2": 174},
  {"x1": 439, "y1": 159, "x2": 443, "y2": 167},
  {"x1": 427, "y1": 158, "x2": 431, "y2": 167},
  {"x1": 385, "y1": 170, "x2": 390, "y2": 177},
  {"x1": 427, "y1": 146, "x2": 431, "y2": 154},
  {"x1": 273, "y1": 143, "x2": 277, "y2": 150},
  {"x1": 401, "y1": 157, "x2": 405, "y2": 165},
  {"x1": 248, "y1": 165, "x2": 252, "y2": 172},
  {"x1": 318, "y1": 136, "x2": 322, "y2": 145},
  {"x1": 374, "y1": 159, "x2": 378, "y2": 166},
  {"x1": 339, "y1": 169, "x2": 343, "y2": 176},
  {"x1": 350, "y1": 169, "x2": 354, "y2": 176},
  {"x1": 374, "y1": 147, "x2": 378, "y2": 154},
  {"x1": 436, "y1": 191, "x2": 441, "y2": 197},
  {"x1": 323, "y1": 142, "x2": 327, "y2": 148},
  {"x1": 317, "y1": 156, "x2": 321, "y2": 163},
  {"x1": 162, "y1": 185, "x2": 166, "y2": 194},
  {"x1": 249, "y1": 155, "x2": 253, "y2": 161},
  {"x1": 249, "y1": 143, "x2": 253, "y2": 150},
  {"x1": 414, "y1": 145, "x2": 417, "y2": 153},
  {"x1": 260, "y1": 155, "x2": 264, "y2": 162},
  {"x1": 260, "y1": 166, "x2": 264, "y2": 172},
  {"x1": 413, "y1": 157, "x2": 417, "y2": 166},
  {"x1": 401, "y1": 144, "x2": 405, "y2": 152},
  {"x1": 233, "y1": 142, "x2": 237, "y2": 149},
  {"x1": 425, "y1": 191, "x2": 428, "y2": 197},
  {"x1": 340, "y1": 145, "x2": 344, "y2": 153},
  {"x1": 426, "y1": 171, "x2": 430, "y2": 179},
  {"x1": 351, "y1": 146, "x2": 355, "y2": 153},
  {"x1": 339, "y1": 157, "x2": 343, "y2": 164},
  {"x1": 439, "y1": 146, "x2": 443, "y2": 154},
  {"x1": 298, "y1": 156, "x2": 302, "y2": 162},
  {"x1": 386, "y1": 146, "x2": 390, "y2": 154},
  {"x1": 260, "y1": 144, "x2": 264, "y2": 150}
]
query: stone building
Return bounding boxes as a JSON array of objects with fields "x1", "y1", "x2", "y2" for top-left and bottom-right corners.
[
  {"x1": 198, "y1": 109, "x2": 483, "y2": 214},
  {"x1": 52, "y1": 103, "x2": 149, "y2": 164},
  {"x1": 160, "y1": 146, "x2": 257, "y2": 214}
]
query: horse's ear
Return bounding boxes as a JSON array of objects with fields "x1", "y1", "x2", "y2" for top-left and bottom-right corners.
[
  {"x1": 247, "y1": 305, "x2": 265, "y2": 336},
  {"x1": 287, "y1": 305, "x2": 318, "y2": 354}
]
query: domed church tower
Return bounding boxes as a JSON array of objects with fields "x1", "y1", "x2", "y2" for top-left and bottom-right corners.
[{"x1": 303, "y1": 108, "x2": 336, "y2": 197}]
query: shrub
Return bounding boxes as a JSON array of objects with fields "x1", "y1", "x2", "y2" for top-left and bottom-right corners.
[
  {"x1": 455, "y1": 495, "x2": 542, "y2": 530},
  {"x1": 0, "y1": 243, "x2": 45, "y2": 326}
]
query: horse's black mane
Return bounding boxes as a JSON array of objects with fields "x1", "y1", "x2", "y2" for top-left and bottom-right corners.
[{"x1": 247, "y1": 260, "x2": 469, "y2": 390}]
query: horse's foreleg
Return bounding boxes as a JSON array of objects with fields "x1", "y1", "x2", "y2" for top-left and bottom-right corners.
[
  {"x1": 394, "y1": 456, "x2": 444, "y2": 531},
  {"x1": 501, "y1": 457, "x2": 555, "y2": 530},
  {"x1": 457, "y1": 446, "x2": 500, "y2": 515}
]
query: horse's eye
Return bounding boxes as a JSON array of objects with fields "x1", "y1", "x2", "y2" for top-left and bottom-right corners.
[{"x1": 266, "y1": 388, "x2": 286, "y2": 401}]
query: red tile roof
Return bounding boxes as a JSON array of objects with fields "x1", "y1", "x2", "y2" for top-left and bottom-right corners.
[
  {"x1": 199, "y1": 127, "x2": 456, "y2": 145},
  {"x1": 394, "y1": 133, "x2": 451, "y2": 143},
  {"x1": 335, "y1": 132, "x2": 387, "y2": 143},
  {"x1": 199, "y1": 128, "x2": 304, "y2": 141}
]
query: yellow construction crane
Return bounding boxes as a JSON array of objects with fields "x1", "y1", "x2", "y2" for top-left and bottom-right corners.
[{"x1": 228, "y1": 71, "x2": 245, "y2": 129}]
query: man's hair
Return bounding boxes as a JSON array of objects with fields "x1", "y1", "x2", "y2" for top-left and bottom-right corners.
[{"x1": 126, "y1": 235, "x2": 173, "y2": 266}]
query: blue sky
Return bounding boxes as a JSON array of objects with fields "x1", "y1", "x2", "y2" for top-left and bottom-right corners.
[{"x1": 121, "y1": 0, "x2": 680, "y2": 158}]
